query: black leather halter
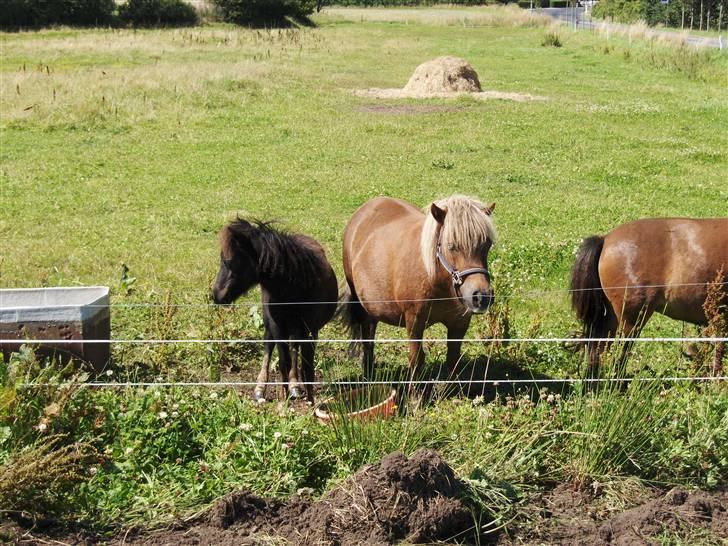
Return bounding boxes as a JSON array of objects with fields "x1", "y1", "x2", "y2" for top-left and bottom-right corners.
[{"x1": 436, "y1": 241, "x2": 489, "y2": 290}]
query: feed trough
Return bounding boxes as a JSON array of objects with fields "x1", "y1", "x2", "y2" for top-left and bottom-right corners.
[
  {"x1": 0, "y1": 286, "x2": 111, "y2": 371},
  {"x1": 314, "y1": 385, "x2": 398, "y2": 424}
]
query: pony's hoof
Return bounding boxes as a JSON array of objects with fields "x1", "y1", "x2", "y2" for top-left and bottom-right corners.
[
  {"x1": 289, "y1": 386, "x2": 304, "y2": 400},
  {"x1": 252, "y1": 390, "x2": 267, "y2": 403}
]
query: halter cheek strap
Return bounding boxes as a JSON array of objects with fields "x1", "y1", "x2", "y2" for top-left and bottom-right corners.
[{"x1": 436, "y1": 243, "x2": 489, "y2": 290}]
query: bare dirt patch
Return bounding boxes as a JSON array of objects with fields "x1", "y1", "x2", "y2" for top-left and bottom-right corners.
[
  {"x1": 355, "y1": 56, "x2": 546, "y2": 102},
  {"x1": 499, "y1": 485, "x2": 728, "y2": 545},
  {"x1": 5, "y1": 459, "x2": 726, "y2": 545},
  {"x1": 0, "y1": 478, "x2": 728, "y2": 546}
]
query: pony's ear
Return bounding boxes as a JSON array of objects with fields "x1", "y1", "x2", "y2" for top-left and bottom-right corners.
[
  {"x1": 430, "y1": 203, "x2": 447, "y2": 224},
  {"x1": 483, "y1": 202, "x2": 496, "y2": 216},
  {"x1": 235, "y1": 217, "x2": 252, "y2": 229}
]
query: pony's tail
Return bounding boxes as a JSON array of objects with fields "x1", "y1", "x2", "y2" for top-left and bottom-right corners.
[
  {"x1": 570, "y1": 236, "x2": 609, "y2": 338},
  {"x1": 336, "y1": 280, "x2": 366, "y2": 357}
]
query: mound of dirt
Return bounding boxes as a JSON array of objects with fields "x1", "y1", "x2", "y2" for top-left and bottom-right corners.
[
  {"x1": 354, "y1": 56, "x2": 546, "y2": 102},
  {"x1": 114, "y1": 450, "x2": 481, "y2": 546},
  {"x1": 403, "y1": 56, "x2": 482, "y2": 94},
  {"x1": 499, "y1": 485, "x2": 728, "y2": 546},
  {"x1": 307, "y1": 449, "x2": 475, "y2": 545},
  {"x1": 599, "y1": 488, "x2": 728, "y2": 543}
]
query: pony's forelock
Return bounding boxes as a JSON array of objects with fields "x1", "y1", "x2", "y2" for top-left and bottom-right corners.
[
  {"x1": 420, "y1": 195, "x2": 497, "y2": 280},
  {"x1": 219, "y1": 224, "x2": 236, "y2": 260}
]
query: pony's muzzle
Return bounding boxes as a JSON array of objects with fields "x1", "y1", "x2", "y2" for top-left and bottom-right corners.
[{"x1": 469, "y1": 289, "x2": 494, "y2": 313}]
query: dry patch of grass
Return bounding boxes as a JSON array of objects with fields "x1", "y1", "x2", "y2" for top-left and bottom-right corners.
[
  {"x1": 353, "y1": 87, "x2": 546, "y2": 102},
  {"x1": 1, "y1": 27, "x2": 329, "y2": 128},
  {"x1": 594, "y1": 19, "x2": 712, "y2": 48},
  {"x1": 321, "y1": 5, "x2": 552, "y2": 28},
  {"x1": 0, "y1": 436, "x2": 98, "y2": 517},
  {"x1": 3, "y1": 59, "x2": 271, "y2": 128}
]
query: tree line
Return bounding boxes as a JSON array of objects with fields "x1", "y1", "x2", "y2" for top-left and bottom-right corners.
[
  {"x1": 2, "y1": 0, "x2": 724, "y2": 30},
  {"x1": 592, "y1": 0, "x2": 726, "y2": 30}
]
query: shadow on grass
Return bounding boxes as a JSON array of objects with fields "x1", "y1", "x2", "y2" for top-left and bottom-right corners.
[
  {"x1": 438, "y1": 353, "x2": 576, "y2": 402},
  {"x1": 319, "y1": 352, "x2": 577, "y2": 411}
]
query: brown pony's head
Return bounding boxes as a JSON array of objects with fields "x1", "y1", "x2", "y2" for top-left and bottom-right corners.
[
  {"x1": 211, "y1": 219, "x2": 260, "y2": 304},
  {"x1": 421, "y1": 195, "x2": 496, "y2": 313}
]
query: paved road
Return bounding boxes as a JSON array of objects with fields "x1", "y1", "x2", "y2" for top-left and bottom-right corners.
[{"x1": 538, "y1": 7, "x2": 722, "y2": 49}]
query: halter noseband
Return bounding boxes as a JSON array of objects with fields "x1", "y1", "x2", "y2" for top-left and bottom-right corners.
[{"x1": 436, "y1": 241, "x2": 489, "y2": 290}]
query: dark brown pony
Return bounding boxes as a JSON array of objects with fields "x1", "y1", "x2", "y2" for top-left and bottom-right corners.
[
  {"x1": 212, "y1": 218, "x2": 338, "y2": 402},
  {"x1": 341, "y1": 195, "x2": 497, "y2": 382},
  {"x1": 571, "y1": 217, "x2": 727, "y2": 376}
]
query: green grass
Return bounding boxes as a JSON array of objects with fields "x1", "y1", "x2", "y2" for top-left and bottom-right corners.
[{"x1": 1, "y1": 8, "x2": 727, "y2": 538}]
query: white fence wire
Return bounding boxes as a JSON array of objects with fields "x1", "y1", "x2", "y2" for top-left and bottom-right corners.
[
  {"x1": 33, "y1": 280, "x2": 727, "y2": 308},
  {"x1": 2, "y1": 336, "x2": 726, "y2": 344},
  {"x1": 4, "y1": 279, "x2": 725, "y2": 389}
]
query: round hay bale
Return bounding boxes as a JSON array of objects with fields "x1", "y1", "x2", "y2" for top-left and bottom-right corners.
[{"x1": 403, "y1": 56, "x2": 482, "y2": 95}]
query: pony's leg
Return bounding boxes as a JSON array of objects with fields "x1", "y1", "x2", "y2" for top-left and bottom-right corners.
[
  {"x1": 445, "y1": 321, "x2": 469, "y2": 371},
  {"x1": 288, "y1": 338, "x2": 303, "y2": 399},
  {"x1": 361, "y1": 318, "x2": 378, "y2": 380},
  {"x1": 443, "y1": 321, "x2": 469, "y2": 397},
  {"x1": 405, "y1": 314, "x2": 428, "y2": 400},
  {"x1": 276, "y1": 341, "x2": 293, "y2": 400},
  {"x1": 613, "y1": 305, "x2": 652, "y2": 379},
  {"x1": 253, "y1": 333, "x2": 274, "y2": 402},
  {"x1": 300, "y1": 334, "x2": 317, "y2": 403},
  {"x1": 587, "y1": 307, "x2": 618, "y2": 381}
]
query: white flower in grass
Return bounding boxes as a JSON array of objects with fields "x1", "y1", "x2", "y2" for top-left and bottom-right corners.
[
  {"x1": 273, "y1": 431, "x2": 282, "y2": 440},
  {"x1": 239, "y1": 423, "x2": 253, "y2": 432},
  {"x1": 89, "y1": 467, "x2": 97, "y2": 476},
  {"x1": 282, "y1": 443, "x2": 291, "y2": 450},
  {"x1": 471, "y1": 395, "x2": 485, "y2": 407},
  {"x1": 105, "y1": 370, "x2": 113, "y2": 377},
  {"x1": 37, "y1": 422, "x2": 48, "y2": 433},
  {"x1": 125, "y1": 447, "x2": 133, "y2": 455},
  {"x1": 210, "y1": 392, "x2": 218, "y2": 400},
  {"x1": 159, "y1": 411, "x2": 168, "y2": 419},
  {"x1": 171, "y1": 411, "x2": 179, "y2": 418},
  {"x1": 172, "y1": 403, "x2": 179, "y2": 411}
]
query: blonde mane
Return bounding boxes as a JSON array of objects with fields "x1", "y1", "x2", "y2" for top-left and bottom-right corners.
[{"x1": 420, "y1": 195, "x2": 497, "y2": 281}]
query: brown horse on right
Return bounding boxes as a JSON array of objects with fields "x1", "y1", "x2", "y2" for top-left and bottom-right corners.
[{"x1": 571, "y1": 217, "x2": 727, "y2": 377}]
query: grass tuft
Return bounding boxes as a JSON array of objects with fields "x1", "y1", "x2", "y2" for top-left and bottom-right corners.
[
  {"x1": 0, "y1": 435, "x2": 98, "y2": 518},
  {"x1": 541, "y1": 31, "x2": 562, "y2": 48}
]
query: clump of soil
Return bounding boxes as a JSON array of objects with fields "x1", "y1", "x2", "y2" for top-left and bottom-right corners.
[
  {"x1": 354, "y1": 56, "x2": 546, "y2": 102},
  {"x1": 499, "y1": 485, "x2": 728, "y2": 545},
  {"x1": 115, "y1": 449, "x2": 481, "y2": 545},
  {"x1": 403, "y1": 56, "x2": 482, "y2": 94},
  {"x1": 600, "y1": 488, "x2": 728, "y2": 543},
  {"x1": 306, "y1": 449, "x2": 475, "y2": 545}
]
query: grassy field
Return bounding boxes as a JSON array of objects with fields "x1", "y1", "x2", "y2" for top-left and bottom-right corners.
[{"x1": 1, "y1": 7, "x2": 727, "y2": 542}]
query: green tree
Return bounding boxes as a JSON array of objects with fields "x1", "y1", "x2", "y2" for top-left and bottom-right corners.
[{"x1": 211, "y1": 0, "x2": 317, "y2": 27}]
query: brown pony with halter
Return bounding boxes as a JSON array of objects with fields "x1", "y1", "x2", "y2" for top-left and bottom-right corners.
[
  {"x1": 571, "y1": 217, "x2": 727, "y2": 376},
  {"x1": 341, "y1": 195, "x2": 497, "y2": 383}
]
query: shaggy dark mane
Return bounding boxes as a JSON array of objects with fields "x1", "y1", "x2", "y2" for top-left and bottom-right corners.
[{"x1": 223, "y1": 218, "x2": 326, "y2": 288}]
